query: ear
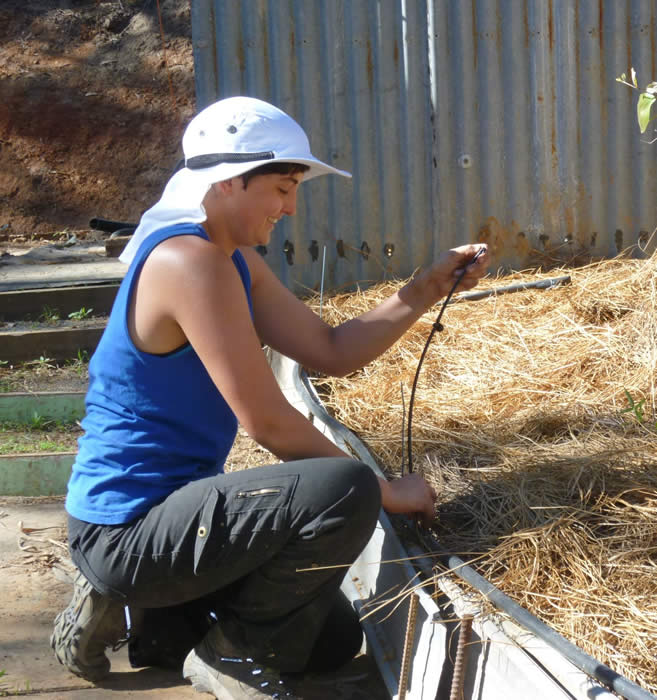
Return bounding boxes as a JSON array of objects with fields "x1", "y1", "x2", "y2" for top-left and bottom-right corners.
[
  {"x1": 221, "y1": 177, "x2": 245, "y2": 194},
  {"x1": 208, "y1": 180, "x2": 231, "y2": 198}
]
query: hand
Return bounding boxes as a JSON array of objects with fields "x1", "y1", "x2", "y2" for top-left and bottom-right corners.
[
  {"x1": 379, "y1": 473, "x2": 437, "y2": 527},
  {"x1": 417, "y1": 243, "x2": 489, "y2": 305}
]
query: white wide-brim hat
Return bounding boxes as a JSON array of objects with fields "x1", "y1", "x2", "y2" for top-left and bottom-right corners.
[{"x1": 120, "y1": 96, "x2": 351, "y2": 264}]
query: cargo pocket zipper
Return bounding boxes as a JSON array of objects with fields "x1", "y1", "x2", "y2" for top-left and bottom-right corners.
[{"x1": 236, "y1": 488, "x2": 282, "y2": 498}]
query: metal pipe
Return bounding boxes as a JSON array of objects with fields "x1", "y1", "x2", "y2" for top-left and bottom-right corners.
[
  {"x1": 433, "y1": 547, "x2": 656, "y2": 700},
  {"x1": 293, "y1": 364, "x2": 657, "y2": 700},
  {"x1": 453, "y1": 274, "x2": 571, "y2": 303}
]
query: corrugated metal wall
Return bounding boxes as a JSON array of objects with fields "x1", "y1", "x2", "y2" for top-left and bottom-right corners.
[{"x1": 191, "y1": 0, "x2": 657, "y2": 293}]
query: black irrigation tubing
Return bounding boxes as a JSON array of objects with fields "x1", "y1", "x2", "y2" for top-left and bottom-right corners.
[
  {"x1": 406, "y1": 246, "x2": 488, "y2": 476},
  {"x1": 405, "y1": 271, "x2": 570, "y2": 477},
  {"x1": 293, "y1": 363, "x2": 656, "y2": 700},
  {"x1": 89, "y1": 218, "x2": 137, "y2": 233}
]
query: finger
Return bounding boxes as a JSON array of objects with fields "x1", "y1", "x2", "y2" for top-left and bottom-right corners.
[
  {"x1": 461, "y1": 255, "x2": 489, "y2": 284},
  {"x1": 466, "y1": 245, "x2": 488, "y2": 269},
  {"x1": 459, "y1": 273, "x2": 484, "y2": 290},
  {"x1": 452, "y1": 246, "x2": 488, "y2": 277}
]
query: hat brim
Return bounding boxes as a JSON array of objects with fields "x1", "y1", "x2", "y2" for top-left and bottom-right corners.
[{"x1": 185, "y1": 156, "x2": 351, "y2": 183}]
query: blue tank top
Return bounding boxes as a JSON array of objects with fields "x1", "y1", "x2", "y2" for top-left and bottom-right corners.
[{"x1": 66, "y1": 223, "x2": 252, "y2": 525}]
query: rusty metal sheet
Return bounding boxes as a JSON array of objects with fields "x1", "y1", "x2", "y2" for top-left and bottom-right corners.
[{"x1": 192, "y1": 0, "x2": 657, "y2": 291}]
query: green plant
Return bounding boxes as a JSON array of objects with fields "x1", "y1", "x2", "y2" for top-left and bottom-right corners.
[
  {"x1": 67, "y1": 348, "x2": 90, "y2": 376},
  {"x1": 28, "y1": 411, "x2": 53, "y2": 430},
  {"x1": 616, "y1": 68, "x2": 657, "y2": 135},
  {"x1": 36, "y1": 440, "x2": 60, "y2": 451},
  {"x1": 620, "y1": 389, "x2": 656, "y2": 429},
  {"x1": 38, "y1": 305, "x2": 60, "y2": 323},
  {"x1": 68, "y1": 306, "x2": 93, "y2": 320},
  {"x1": 27, "y1": 355, "x2": 55, "y2": 369}
]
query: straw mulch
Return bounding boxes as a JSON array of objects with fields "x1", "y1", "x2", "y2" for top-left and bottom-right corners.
[{"x1": 309, "y1": 253, "x2": 657, "y2": 693}]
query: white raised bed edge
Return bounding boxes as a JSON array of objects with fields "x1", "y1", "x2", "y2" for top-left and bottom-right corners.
[{"x1": 269, "y1": 349, "x2": 640, "y2": 700}]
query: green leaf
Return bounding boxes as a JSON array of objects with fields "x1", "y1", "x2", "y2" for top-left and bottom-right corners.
[
  {"x1": 637, "y1": 92, "x2": 656, "y2": 133},
  {"x1": 631, "y1": 67, "x2": 638, "y2": 87},
  {"x1": 646, "y1": 82, "x2": 657, "y2": 95}
]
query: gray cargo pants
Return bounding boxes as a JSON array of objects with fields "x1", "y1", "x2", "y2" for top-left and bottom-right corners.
[{"x1": 67, "y1": 457, "x2": 381, "y2": 672}]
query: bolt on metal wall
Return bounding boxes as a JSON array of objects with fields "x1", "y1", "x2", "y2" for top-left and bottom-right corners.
[{"x1": 192, "y1": 0, "x2": 657, "y2": 293}]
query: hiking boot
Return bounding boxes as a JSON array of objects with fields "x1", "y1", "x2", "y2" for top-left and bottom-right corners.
[
  {"x1": 183, "y1": 649, "x2": 300, "y2": 699},
  {"x1": 50, "y1": 570, "x2": 135, "y2": 681}
]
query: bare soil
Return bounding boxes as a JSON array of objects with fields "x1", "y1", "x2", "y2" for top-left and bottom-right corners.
[
  {"x1": 0, "y1": 0, "x2": 195, "y2": 246},
  {"x1": 0, "y1": 0, "x2": 196, "y2": 385},
  {"x1": 0, "y1": 360, "x2": 89, "y2": 392}
]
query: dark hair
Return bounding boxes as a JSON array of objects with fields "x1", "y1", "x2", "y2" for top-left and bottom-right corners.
[{"x1": 240, "y1": 161, "x2": 310, "y2": 188}]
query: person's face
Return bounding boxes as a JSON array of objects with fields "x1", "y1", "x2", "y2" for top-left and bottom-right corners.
[{"x1": 226, "y1": 172, "x2": 301, "y2": 247}]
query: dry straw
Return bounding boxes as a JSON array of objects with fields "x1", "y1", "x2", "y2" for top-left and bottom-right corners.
[{"x1": 308, "y1": 253, "x2": 657, "y2": 693}]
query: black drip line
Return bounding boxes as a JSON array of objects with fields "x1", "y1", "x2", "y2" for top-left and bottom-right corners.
[{"x1": 405, "y1": 247, "x2": 485, "y2": 476}]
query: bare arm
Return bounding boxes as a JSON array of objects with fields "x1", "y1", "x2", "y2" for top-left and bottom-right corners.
[
  {"x1": 245, "y1": 243, "x2": 489, "y2": 376},
  {"x1": 135, "y1": 237, "x2": 484, "y2": 525}
]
